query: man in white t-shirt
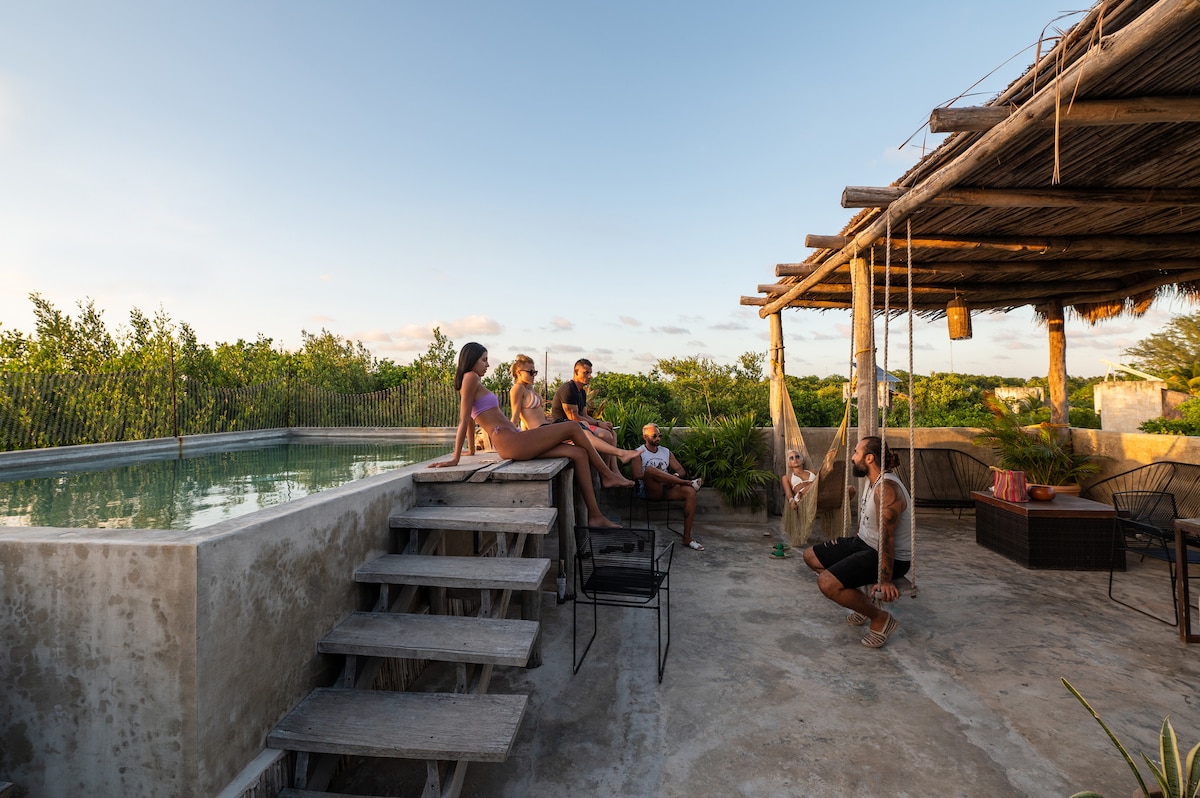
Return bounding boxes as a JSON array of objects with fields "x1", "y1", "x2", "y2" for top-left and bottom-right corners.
[{"x1": 632, "y1": 423, "x2": 704, "y2": 551}]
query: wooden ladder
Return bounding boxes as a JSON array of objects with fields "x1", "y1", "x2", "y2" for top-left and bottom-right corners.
[{"x1": 267, "y1": 499, "x2": 554, "y2": 798}]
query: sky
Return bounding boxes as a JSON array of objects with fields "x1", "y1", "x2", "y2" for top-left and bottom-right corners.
[{"x1": 0, "y1": 1, "x2": 1183, "y2": 382}]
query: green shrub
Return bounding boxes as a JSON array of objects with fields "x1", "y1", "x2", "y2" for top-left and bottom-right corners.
[{"x1": 671, "y1": 413, "x2": 775, "y2": 510}]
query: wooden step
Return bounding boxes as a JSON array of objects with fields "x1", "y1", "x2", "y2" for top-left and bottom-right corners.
[
  {"x1": 267, "y1": 688, "x2": 527, "y2": 763},
  {"x1": 389, "y1": 505, "x2": 557, "y2": 535},
  {"x1": 279, "y1": 790, "x2": 391, "y2": 798},
  {"x1": 356, "y1": 554, "x2": 550, "y2": 591},
  {"x1": 319, "y1": 612, "x2": 539, "y2": 666}
]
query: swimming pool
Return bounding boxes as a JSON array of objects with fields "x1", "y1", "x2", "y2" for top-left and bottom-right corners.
[{"x1": 0, "y1": 435, "x2": 443, "y2": 530}]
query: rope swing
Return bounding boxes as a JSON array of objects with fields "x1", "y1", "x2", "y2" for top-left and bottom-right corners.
[{"x1": 874, "y1": 214, "x2": 919, "y2": 599}]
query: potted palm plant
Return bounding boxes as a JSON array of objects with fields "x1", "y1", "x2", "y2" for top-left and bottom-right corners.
[{"x1": 973, "y1": 394, "x2": 1101, "y2": 495}]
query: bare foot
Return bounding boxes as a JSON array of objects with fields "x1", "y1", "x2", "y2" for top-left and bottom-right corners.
[
  {"x1": 588, "y1": 516, "x2": 622, "y2": 529},
  {"x1": 619, "y1": 449, "x2": 641, "y2": 464},
  {"x1": 601, "y1": 472, "x2": 635, "y2": 489}
]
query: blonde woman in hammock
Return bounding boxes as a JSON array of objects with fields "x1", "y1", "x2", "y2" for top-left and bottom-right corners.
[
  {"x1": 509, "y1": 354, "x2": 640, "y2": 466},
  {"x1": 431, "y1": 343, "x2": 631, "y2": 528},
  {"x1": 779, "y1": 449, "x2": 818, "y2": 547}
]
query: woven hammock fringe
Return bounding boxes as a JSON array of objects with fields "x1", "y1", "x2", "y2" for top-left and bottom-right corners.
[{"x1": 773, "y1": 373, "x2": 819, "y2": 547}]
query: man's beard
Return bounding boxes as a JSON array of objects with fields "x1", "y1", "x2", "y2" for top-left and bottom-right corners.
[{"x1": 851, "y1": 461, "x2": 869, "y2": 478}]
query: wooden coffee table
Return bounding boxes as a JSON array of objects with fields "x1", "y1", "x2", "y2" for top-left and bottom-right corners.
[{"x1": 972, "y1": 490, "x2": 1118, "y2": 570}]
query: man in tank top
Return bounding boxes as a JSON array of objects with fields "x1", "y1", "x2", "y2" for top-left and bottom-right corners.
[{"x1": 801, "y1": 435, "x2": 911, "y2": 648}]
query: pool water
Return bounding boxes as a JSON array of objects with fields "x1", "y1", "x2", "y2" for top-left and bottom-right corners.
[{"x1": 0, "y1": 441, "x2": 441, "y2": 530}]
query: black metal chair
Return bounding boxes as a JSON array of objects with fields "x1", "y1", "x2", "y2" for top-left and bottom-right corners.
[
  {"x1": 573, "y1": 525, "x2": 673, "y2": 682},
  {"x1": 1108, "y1": 490, "x2": 1200, "y2": 625},
  {"x1": 627, "y1": 479, "x2": 682, "y2": 537}
]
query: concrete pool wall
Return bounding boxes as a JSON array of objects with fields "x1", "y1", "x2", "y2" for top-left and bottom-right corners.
[{"x1": 0, "y1": 430, "x2": 441, "y2": 796}]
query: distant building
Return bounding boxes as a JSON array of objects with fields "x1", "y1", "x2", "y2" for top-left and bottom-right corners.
[
  {"x1": 1094, "y1": 380, "x2": 1188, "y2": 433},
  {"x1": 994, "y1": 386, "x2": 1045, "y2": 411}
]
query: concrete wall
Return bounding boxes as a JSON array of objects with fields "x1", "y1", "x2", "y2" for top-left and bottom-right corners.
[
  {"x1": 1092, "y1": 380, "x2": 1187, "y2": 433},
  {"x1": 0, "y1": 464, "x2": 419, "y2": 796},
  {"x1": 1072, "y1": 427, "x2": 1200, "y2": 482}
]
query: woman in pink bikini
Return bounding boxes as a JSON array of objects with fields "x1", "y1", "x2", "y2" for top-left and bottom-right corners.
[{"x1": 431, "y1": 343, "x2": 632, "y2": 528}]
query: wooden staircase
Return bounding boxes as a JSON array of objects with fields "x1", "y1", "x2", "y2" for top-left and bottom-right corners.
[{"x1": 266, "y1": 457, "x2": 567, "y2": 798}]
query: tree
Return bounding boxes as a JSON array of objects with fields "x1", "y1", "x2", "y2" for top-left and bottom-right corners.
[
  {"x1": 1124, "y1": 311, "x2": 1200, "y2": 391},
  {"x1": 410, "y1": 328, "x2": 457, "y2": 383},
  {"x1": 292, "y1": 329, "x2": 377, "y2": 393}
]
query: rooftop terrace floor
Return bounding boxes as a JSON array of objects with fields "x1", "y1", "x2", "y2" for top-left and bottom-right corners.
[{"x1": 334, "y1": 509, "x2": 1199, "y2": 797}]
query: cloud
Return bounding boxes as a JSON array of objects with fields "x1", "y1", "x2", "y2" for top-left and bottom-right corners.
[
  {"x1": 311, "y1": 313, "x2": 337, "y2": 324},
  {"x1": 652, "y1": 325, "x2": 690, "y2": 335},
  {"x1": 554, "y1": 343, "x2": 585, "y2": 354},
  {"x1": 357, "y1": 315, "x2": 503, "y2": 358},
  {"x1": 318, "y1": 274, "x2": 332, "y2": 282},
  {"x1": 633, "y1": 352, "x2": 658, "y2": 363},
  {"x1": 710, "y1": 321, "x2": 747, "y2": 331},
  {"x1": 618, "y1": 316, "x2": 641, "y2": 327},
  {"x1": 443, "y1": 315, "x2": 502, "y2": 337},
  {"x1": 551, "y1": 316, "x2": 573, "y2": 331}
]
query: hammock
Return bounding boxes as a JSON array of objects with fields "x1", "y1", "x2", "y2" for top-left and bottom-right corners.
[{"x1": 771, "y1": 371, "x2": 850, "y2": 547}]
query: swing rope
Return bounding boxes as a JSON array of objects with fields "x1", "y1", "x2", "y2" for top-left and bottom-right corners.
[
  {"x1": 841, "y1": 243, "x2": 859, "y2": 536},
  {"x1": 874, "y1": 214, "x2": 919, "y2": 599},
  {"x1": 877, "y1": 215, "x2": 892, "y2": 589},
  {"x1": 906, "y1": 219, "x2": 918, "y2": 595}
]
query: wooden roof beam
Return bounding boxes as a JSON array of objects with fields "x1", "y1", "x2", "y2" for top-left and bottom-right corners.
[
  {"x1": 930, "y1": 97, "x2": 1200, "y2": 133},
  {"x1": 775, "y1": 263, "x2": 820, "y2": 277},
  {"x1": 841, "y1": 186, "x2": 1200, "y2": 209},
  {"x1": 801, "y1": 279, "x2": 1129, "y2": 297},
  {"x1": 803, "y1": 233, "x2": 1200, "y2": 253},
  {"x1": 779, "y1": 259, "x2": 1200, "y2": 277},
  {"x1": 762, "y1": 0, "x2": 1200, "y2": 317}
]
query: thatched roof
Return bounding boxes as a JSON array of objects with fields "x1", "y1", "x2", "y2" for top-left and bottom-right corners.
[{"x1": 744, "y1": 0, "x2": 1200, "y2": 324}]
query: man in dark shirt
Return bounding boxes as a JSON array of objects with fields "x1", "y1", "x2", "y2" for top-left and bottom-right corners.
[{"x1": 551, "y1": 358, "x2": 618, "y2": 469}]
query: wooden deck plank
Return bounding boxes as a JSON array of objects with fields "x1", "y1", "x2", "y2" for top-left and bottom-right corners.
[
  {"x1": 278, "y1": 790, "x2": 393, "y2": 798},
  {"x1": 389, "y1": 506, "x2": 557, "y2": 535},
  {"x1": 416, "y1": 481, "x2": 554, "y2": 509},
  {"x1": 355, "y1": 554, "x2": 551, "y2": 591},
  {"x1": 485, "y1": 459, "x2": 569, "y2": 481},
  {"x1": 413, "y1": 454, "x2": 502, "y2": 483},
  {"x1": 267, "y1": 689, "x2": 527, "y2": 762},
  {"x1": 319, "y1": 612, "x2": 538, "y2": 666}
]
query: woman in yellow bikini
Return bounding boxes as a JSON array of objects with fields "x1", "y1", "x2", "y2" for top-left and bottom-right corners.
[
  {"x1": 432, "y1": 343, "x2": 631, "y2": 528},
  {"x1": 509, "y1": 353, "x2": 639, "y2": 466}
]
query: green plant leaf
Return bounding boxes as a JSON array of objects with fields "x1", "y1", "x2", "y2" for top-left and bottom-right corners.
[
  {"x1": 1144, "y1": 751, "x2": 1171, "y2": 797},
  {"x1": 1162, "y1": 718, "x2": 1183, "y2": 798},
  {"x1": 1062, "y1": 678, "x2": 1150, "y2": 796},
  {"x1": 1185, "y1": 740, "x2": 1200, "y2": 798}
]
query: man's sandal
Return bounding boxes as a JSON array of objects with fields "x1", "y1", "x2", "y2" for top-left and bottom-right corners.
[
  {"x1": 845, "y1": 611, "x2": 868, "y2": 626},
  {"x1": 861, "y1": 614, "x2": 899, "y2": 648},
  {"x1": 686, "y1": 540, "x2": 704, "y2": 551}
]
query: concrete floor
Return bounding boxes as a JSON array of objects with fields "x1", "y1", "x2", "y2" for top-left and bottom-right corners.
[{"x1": 333, "y1": 510, "x2": 1200, "y2": 798}]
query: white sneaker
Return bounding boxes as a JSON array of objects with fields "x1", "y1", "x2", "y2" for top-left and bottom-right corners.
[{"x1": 690, "y1": 477, "x2": 703, "y2": 491}]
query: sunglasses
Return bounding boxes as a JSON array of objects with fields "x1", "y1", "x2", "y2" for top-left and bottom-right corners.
[
  {"x1": 788, "y1": 455, "x2": 800, "y2": 460},
  {"x1": 522, "y1": 369, "x2": 538, "y2": 376}
]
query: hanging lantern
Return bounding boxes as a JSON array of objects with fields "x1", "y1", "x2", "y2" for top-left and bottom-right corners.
[{"x1": 947, "y1": 296, "x2": 973, "y2": 340}]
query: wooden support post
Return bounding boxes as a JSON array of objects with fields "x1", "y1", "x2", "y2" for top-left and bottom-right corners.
[
  {"x1": 769, "y1": 312, "x2": 786, "y2": 514},
  {"x1": 852, "y1": 257, "x2": 877, "y2": 439},
  {"x1": 1042, "y1": 300, "x2": 1070, "y2": 428}
]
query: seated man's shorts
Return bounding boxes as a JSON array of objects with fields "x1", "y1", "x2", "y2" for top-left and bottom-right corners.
[{"x1": 811, "y1": 536, "x2": 911, "y2": 589}]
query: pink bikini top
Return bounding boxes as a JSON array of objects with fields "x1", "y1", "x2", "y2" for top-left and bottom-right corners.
[{"x1": 471, "y1": 390, "x2": 501, "y2": 420}]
